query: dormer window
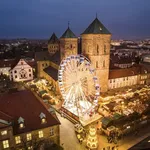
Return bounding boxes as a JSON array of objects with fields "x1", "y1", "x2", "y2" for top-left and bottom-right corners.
[
  {"x1": 1, "y1": 130, "x2": 7, "y2": 136},
  {"x1": 18, "y1": 117, "x2": 25, "y2": 129},
  {"x1": 42, "y1": 118, "x2": 46, "y2": 123},
  {"x1": 39, "y1": 112, "x2": 46, "y2": 124}
]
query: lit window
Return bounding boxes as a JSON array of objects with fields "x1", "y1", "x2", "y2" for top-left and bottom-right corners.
[
  {"x1": 28, "y1": 146, "x2": 33, "y2": 150},
  {"x1": 1, "y1": 130, "x2": 7, "y2": 135},
  {"x1": 50, "y1": 128, "x2": 54, "y2": 136},
  {"x1": 39, "y1": 112, "x2": 46, "y2": 124},
  {"x1": 20, "y1": 123, "x2": 24, "y2": 128},
  {"x1": 15, "y1": 136, "x2": 21, "y2": 144},
  {"x1": 38, "y1": 131, "x2": 43, "y2": 138},
  {"x1": 2, "y1": 140, "x2": 9, "y2": 149},
  {"x1": 26, "y1": 133, "x2": 32, "y2": 141},
  {"x1": 42, "y1": 118, "x2": 46, "y2": 124}
]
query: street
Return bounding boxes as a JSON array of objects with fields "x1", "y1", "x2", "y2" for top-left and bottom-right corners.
[{"x1": 57, "y1": 112, "x2": 150, "y2": 150}]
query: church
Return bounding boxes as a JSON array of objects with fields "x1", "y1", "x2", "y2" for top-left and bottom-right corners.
[
  {"x1": 35, "y1": 17, "x2": 111, "y2": 93},
  {"x1": 35, "y1": 17, "x2": 150, "y2": 94}
]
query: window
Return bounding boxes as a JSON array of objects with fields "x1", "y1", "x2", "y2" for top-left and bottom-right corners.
[
  {"x1": 28, "y1": 146, "x2": 33, "y2": 150},
  {"x1": 20, "y1": 123, "x2": 24, "y2": 128},
  {"x1": 50, "y1": 128, "x2": 54, "y2": 136},
  {"x1": 70, "y1": 44, "x2": 72, "y2": 49},
  {"x1": 15, "y1": 136, "x2": 21, "y2": 144},
  {"x1": 42, "y1": 64, "x2": 44, "y2": 67},
  {"x1": 103, "y1": 60, "x2": 105, "y2": 67},
  {"x1": 97, "y1": 44, "x2": 99, "y2": 54},
  {"x1": 2, "y1": 140, "x2": 9, "y2": 149},
  {"x1": 104, "y1": 45, "x2": 106, "y2": 54},
  {"x1": 29, "y1": 74, "x2": 31, "y2": 77},
  {"x1": 42, "y1": 118, "x2": 46, "y2": 124},
  {"x1": 96, "y1": 61, "x2": 98, "y2": 68},
  {"x1": 38, "y1": 131, "x2": 43, "y2": 138},
  {"x1": 15, "y1": 75, "x2": 17, "y2": 78},
  {"x1": 29, "y1": 69, "x2": 31, "y2": 72},
  {"x1": 26, "y1": 133, "x2": 32, "y2": 141},
  {"x1": 1, "y1": 130, "x2": 7, "y2": 135},
  {"x1": 14, "y1": 70, "x2": 17, "y2": 73}
]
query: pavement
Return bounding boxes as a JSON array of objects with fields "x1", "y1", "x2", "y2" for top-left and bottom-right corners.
[
  {"x1": 57, "y1": 113, "x2": 87, "y2": 150},
  {"x1": 57, "y1": 112, "x2": 150, "y2": 150}
]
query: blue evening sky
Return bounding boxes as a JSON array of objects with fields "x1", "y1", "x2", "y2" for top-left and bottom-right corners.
[{"x1": 0, "y1": 0, "x2": 150, "y2": 39}]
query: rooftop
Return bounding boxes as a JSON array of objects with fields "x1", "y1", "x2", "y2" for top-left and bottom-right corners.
[
  {"x1": 61, "y1": 27, "x2": 77, "y2": 38},
  {"x1": 82, "y1": 17, "x2": 111, "y2": 35},
  {"x1": 48, "y1": 33, "x2": 59, "y2": 44},
  {"x1": 0, "y1": 90, "x2": 60, "y2": 135},
  {"x1": 44, "y1": 66, "x2": 58, "y2": 81}
]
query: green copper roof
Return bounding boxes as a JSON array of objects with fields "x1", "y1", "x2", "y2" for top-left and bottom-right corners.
[
  {"x1": 61, "y1": 27, "x2": 77, "y2": 38},
  {"x1": 82, "y1": 17, "x2": 111, "y2": 35},
  {"x1": 48, "y1": 33, "x2": 59, "y2": 44}
]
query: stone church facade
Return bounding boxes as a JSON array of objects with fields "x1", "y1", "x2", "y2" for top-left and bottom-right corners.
[{"x1": 36, "y1": 17, "x2": 111, "y2": 93}]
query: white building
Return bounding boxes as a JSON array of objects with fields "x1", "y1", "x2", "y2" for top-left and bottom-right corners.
[
  {"x1": 108, "y1": 67, "x2": 141, "y2": 89},
  {"x1": 9, "y1": 59, "x2": 33, "y2": 82}
]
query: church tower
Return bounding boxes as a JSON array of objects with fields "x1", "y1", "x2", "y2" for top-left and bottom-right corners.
[
  {"x1": 60, "y1": 26, "x2": 78, "y2": 61},
  {"x1": 81, "y1": 17, "x2": 111, "y2": 92},
  {"x1": 48, "y1": 33, "x2": 59, "y2": 55}
]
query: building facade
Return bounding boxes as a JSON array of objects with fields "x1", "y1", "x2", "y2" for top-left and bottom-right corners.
[
  {"x1": 48, "y1": 33, "x2": 59, "y2": 55},
  {"x1": 81, "y1": 17, "x2": 111, "y2": 92},
  {"x1": 60, "y1": 27, "x2": 78, "y2": 60},
  {"x1": 0, "y1": 90, "x2": 60, "y2": 150},
  {"x1": 9, "y1": 59, "x2": 33, "y2": 82}
]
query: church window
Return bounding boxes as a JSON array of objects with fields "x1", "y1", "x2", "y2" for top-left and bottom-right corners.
[
  {"x1": 96, "y1": 61, "x2": 98, "y2": 68},
  {"x1": 104, "y1": 45, "x2": 106, "y2": 54},
  {"x1": 97, "y1": 45, "x2": 99, "y2": 54},
  {"x1": 103, "y1": 60, "x2": 105, "y2": 67}
]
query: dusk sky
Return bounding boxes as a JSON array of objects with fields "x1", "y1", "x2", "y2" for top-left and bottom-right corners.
[{"x1": 0, "y1": 0, "x2": 150, "y2": 39}]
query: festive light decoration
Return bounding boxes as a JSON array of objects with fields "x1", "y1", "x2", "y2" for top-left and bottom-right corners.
[
  {"x1": 86, "y1": 126, "x2": 98, "y2": 149},
  {"x1": 58, "y1": 55, "x2": 100, "y2": 122}
]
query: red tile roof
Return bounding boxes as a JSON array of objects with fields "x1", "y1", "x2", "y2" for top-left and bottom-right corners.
[
  {"x1": 109, "y1": 66, "x2": 141, "y2": 79},
  {"x1": 0, "y1": 90, "x2": 60, "y2": 135}
]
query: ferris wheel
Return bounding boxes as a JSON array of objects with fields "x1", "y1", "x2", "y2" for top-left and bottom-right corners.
[{"x1": 58, "y1": 55, "x2": 100, "y2": 120}]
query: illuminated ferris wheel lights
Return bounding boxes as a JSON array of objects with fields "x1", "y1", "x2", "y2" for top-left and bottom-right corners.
[{"x1": 58, "y1": 55, "x2": 100, "y2": 120}]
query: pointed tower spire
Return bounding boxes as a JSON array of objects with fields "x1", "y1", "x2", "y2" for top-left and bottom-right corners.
[{"x1": 68, "y1": 21, "x2": 70, "y2": 28}]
